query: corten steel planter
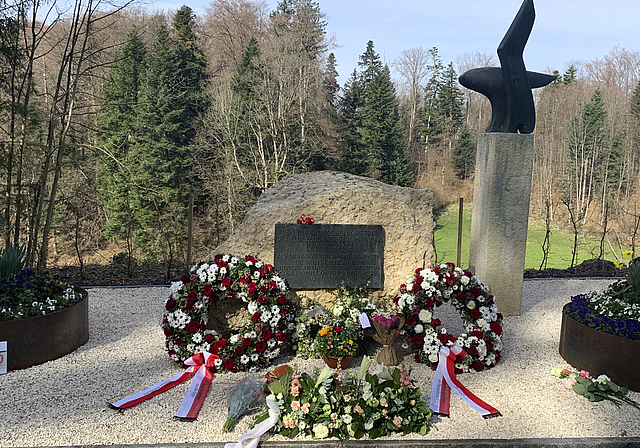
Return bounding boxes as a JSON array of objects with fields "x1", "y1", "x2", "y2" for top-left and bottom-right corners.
[
  {"x1": 0, "y1": 287, "x2": 89, "y2": 371},
  {"x1": 559, "y1": 303, "x2": 640, "y2": 392}
]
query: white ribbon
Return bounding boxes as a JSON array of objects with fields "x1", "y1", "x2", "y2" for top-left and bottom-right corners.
[{"x1": 224, "y1": 396, "x2": 280, "y2": 448}]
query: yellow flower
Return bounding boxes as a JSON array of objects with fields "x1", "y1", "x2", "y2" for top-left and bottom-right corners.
[
  {"x1": 318, "y1": 326, "x2": 331, "y2": 337},
  {"x1": 615, "y1": 260, "x2": 623, "y2": 269},
  {"x1": 623, "y1": 250, "x2": 633, "y2": 260},
  {"x1": 348, "y1": 340, "x2": 353, "y2": 345}
]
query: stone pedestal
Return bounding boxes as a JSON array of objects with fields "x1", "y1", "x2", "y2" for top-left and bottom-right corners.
[{"x1": 468, "y1": 133, "x2": 534, "y2": 317}]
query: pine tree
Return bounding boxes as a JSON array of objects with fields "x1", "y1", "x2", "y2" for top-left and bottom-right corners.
[
  {"x1": 338, "y1": 69, "x2": 368, "y2": 176},
  {"x1": 96, "y1": 27, "x2": 146, "y2": 271},
  {"x1": 360, "y1": 65, "x2": 411, "y2": 186},
  {"x1": 563, "y1": 65, "x2": 577, "y2": 85},
  {"x1": 452, "y1": 126, "x2": 475, "y2": 180}
]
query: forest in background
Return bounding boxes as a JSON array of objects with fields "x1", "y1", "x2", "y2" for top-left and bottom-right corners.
[{"x1": 2, "y1": 0, "x2": 640, "y2": 280}]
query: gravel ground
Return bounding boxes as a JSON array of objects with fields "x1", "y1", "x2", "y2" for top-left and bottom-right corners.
[{"x1": 1, "y1": 278, "x2": 639, "y2": 447}]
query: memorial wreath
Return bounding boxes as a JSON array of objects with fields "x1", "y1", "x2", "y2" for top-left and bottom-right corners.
[
  {"x1": 395, "y1": 263, "x2": 503, "y2": 373},
  {"x1": 162, "y1": 254, "x2": 297, "y2": 372}
]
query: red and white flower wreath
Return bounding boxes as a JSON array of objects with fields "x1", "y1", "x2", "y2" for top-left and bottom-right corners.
[
  {"x1": 162, "y1": 254, "x2": 297, "y2": 373},
  {"x1": 394, "y1": 263, "x2": 503, "y2": 373}
]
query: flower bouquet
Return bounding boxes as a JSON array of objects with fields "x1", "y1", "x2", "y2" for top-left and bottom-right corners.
[
  {"x1": 551, "y1": 367, "x2": 640, "y2": 410},
  {"x1": 255, "y1": 356, "x2": 433, "y2": 440},
  {"x1": 312, "y1": 324, "x2": 359, "y2": 369},
  {"x1": 370, "y1": 314, "x2": 404, "y2": 366}
]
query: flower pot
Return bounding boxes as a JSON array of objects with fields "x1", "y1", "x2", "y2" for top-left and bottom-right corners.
[
  {"x1": 559, "y1": 303, "x2": 640, "y2": 392},
  {"x1": 0, "y1": 287, "x2": 89, "y2": 371},
  {"x1": 322, "y1": 355, "x2": 354, "y2": 370}
]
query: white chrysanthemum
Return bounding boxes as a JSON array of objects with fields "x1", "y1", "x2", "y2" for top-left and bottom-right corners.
[
  {"x1": 268, "y1": 339, "x2": 277, "y2": 348},
  {"x1": 230, "y1": 334, "x2": 240, "y2": 344},
  {"x1": 271, "y1": 305, "x2": 280, "y2": 314},
  {"x1": 192, "y1": 333, "x2": 203, "y2": 343},
  {"x1": 240, "y1": 355, "x2": 250, "y2": 364}
]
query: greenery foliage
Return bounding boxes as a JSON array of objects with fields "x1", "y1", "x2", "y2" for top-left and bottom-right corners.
[{"x1": 0, "y1": 243, "x2": 26, "y2": 280}]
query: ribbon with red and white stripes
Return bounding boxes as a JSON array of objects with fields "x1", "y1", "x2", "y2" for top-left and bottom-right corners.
[
  {"x1": 429, "y1": 343, "x2": 501, "y2": 419},
  {"x1": 111, "y1": 351, "x2": 219, "y2": 420}
]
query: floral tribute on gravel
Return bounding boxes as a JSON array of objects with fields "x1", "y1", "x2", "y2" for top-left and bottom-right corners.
[
  {"x1": 395, "y1": 263, "x2": 503, "y2": 373},
  {"x1": 162, "y1": 254, "x2": 297, "y2": 372}
]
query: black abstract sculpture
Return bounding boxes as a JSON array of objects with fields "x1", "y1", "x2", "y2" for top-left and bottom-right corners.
[{"x1": 458, "y1": 0, "x2": 556, "y2": 133}]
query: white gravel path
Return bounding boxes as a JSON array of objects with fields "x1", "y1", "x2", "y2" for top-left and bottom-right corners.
[{"x1": 1, "y1": 279, "x2": 639, "y2": 447}]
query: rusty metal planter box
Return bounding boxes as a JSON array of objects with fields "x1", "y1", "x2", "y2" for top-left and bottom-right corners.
[
  {"x1": 559, "y1": 303, "x2": 640, "y2": 392},
  {"x1": 0, "y1": 287, "x2": 89, "y2": 370}
]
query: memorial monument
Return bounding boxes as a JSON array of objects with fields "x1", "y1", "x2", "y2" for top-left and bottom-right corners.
[{"x1": 460, "y1": 0, "x2": 555, "y2": 316}]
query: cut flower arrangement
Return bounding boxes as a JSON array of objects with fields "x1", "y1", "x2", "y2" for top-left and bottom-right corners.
[
  {"x1": 551, "y1": 367, "x2": 640, "y2": 410},
  {"x1": 162, "y1": 254, "x2": 298, "y2": 372},
  {"x1": 395, "y1": 263, "x2": 503, "y2": 373},
  {"x1": 312, "y1": 324, "x2": 359, "y2": 359},
  {"x1": 295, "y1": 286, "x2": 377, "y2": 359},
  {"x1": 565, "y1": 253, "x2": 640, "y2": 341},
  {"x1": 255, "y1": 356, "x2": 433, "y2": 440}
]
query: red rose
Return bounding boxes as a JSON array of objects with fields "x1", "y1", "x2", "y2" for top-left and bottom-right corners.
[
  {"x1": 486, "y1": 342, "x2": 494, "y2": 351},
  {"x1": 412, "y1": 335, "x2": 424, "y2": 347},
  {"x1": 277, "y1": 295, "x2": 287, "y2": 305},
  {"x1": 163, "y1": 328, "x2": 173, "y2": 337},
  {"x1": 495, "y1": 351, "x2": 501, "y2": 362},
  {"x1": 437, "y1": 333, "x2": 448, "y2": 344},
  {"x1": 431, "y1": 318, "x2": 441, "y2": 328},
  {"x1": 334, "y1": 326, "x2": 342, "y2": 333},
  {"x1": 245, "y1": 255, "x2": 257, "y2": 264},
  {"x1": 276, "y1": 332, "x2": 287, "y2": 342},
  {"x1": 221, "y1": 277, "x2": 231, "y2": 288},
  {"x1": 262, "y1": 329, "x2": 272, "y2": 341},
  {"x1": 467, "y1": 345, "x2": 478, "y2": 356},
  {"x1": 471, "y1": 330, "x2": 484, "y2": 339},
  {"x1": 469, "y1": 309, "x2": 480, "y2": 319},
  {"x1": 297, "y1": 219, "x2": 302, "y2": 223},
  {"x1": 248, "y1": 282, "x2": 257, "y2": 292},
  {"x1": 252, "y1": 312, "x2": 261, "y2": 322},
  {"x1": 174, "y1": 338, "x2": 183, "y2": 346},
  {"x1": 434, "y1": 267, "x2": 441, "y2": 275},
  {"x1": 234, "y1": 346, "x2": 244, "y2": 355},
  {"x1": 218, "y1": 260, "x2": 228, "y2": 268},
  {"x1": 464, "y1": 270, "x2": 473, "y2": 277},
  {"x1": 214, "y1": 339, "x2": 227, "y2": 350},
  {"x1": 415, "y1": 354, "x2": 421, "y2": 363},
  {"x1": 456, "y1": 292, "x2": 466, "y2": 303},
  {"x1": 472, "y1": 362, "x2": 484, "y2": 372},
  {"x1": 447, "y1": 334, "x2": 456, "y2": 342},
  {"x1": 455, "y1": 368, "x2": 463, "y2": 375},
  {"x1": 400, "y1": 284, "x2": 407, "y2": 293},
  {"x1": 186, "y1": 302, "x2": 194, "y2": 312},
  {"x1": 456, "y1": 355, "x2": 464, "y2": 363},
  {"x1": 278, "y1": 322, "x2": 285, "y2": 330},
  {"x1": 205, "y1": 334, "x2": 215, "y2": 343},
  {"x1": 490, "y1": 322, "x2": 502, "y2": 336},
  {"x1": 411, "y1": 283, "x2": 420, "y2": 292},
  {"x1": 256, "y1": 341, "x2": 267, "y2": 353},
  {"x1": 165, "y1": 298, "x2": 176, "y2": 310},
  {"x1": 470, "y1": 287, "x2": 481, "y2": 297},
  {"x1": 415, "y1": 275, "x2": 424, "y2": 284},
  {"x1": 168, "y1": 350, "x2": 176, "y2": 356},
  {"x1": 242, "y1": 337, "x2": 252, "y2": 347},
  {"x1": 180, "y1": 274, "x2": 190, "y2": 283},
  {"x1": 187, "y1": 291, "x2": 197, "y2": 301},
  {"x1": 445, "y1": 273, "x2": 455, "y2": 286},
  {"x1": 393, "y1": 294, "x2": 400, "y2": 303},
  {"x1": 425, "y1": 298, "x2": 434, "y2": 309},
  {"x1": 186, "y1": 321, "x2": 199, "y2": 334},
  {"x1": 203, "y1": 285, "x2": 213, "y2": 297},
  {"x1": 222, "y1": 359, "x2": 234, "y2": 371},
  {"x1": 405, "y1": 316, "x2": 416, "y2": 325},
  {"x1": 258, "y1": 295, "x2": 268, "y2": 305}
]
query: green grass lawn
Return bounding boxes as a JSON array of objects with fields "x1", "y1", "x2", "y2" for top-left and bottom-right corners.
[{"x1": 433, "y1": 203, "x2": 626, "y2": 270}]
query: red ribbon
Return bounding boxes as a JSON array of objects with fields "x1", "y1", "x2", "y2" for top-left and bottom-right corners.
[
  {"x1": 429, "y1": 343, "x2": 501, "y2": 419},
  {"x1": 111, "y1": 351, "x2": 219, "y2": 419}
]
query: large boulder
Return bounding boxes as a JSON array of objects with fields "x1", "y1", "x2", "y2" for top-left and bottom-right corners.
[{"x1": 213, "y1": 171, "x2": 434, "y2": 298}]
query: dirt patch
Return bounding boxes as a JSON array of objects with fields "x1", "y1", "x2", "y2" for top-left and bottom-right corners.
[{"x1": 524, "y1": 258, "x2": 623, "y2": 278}]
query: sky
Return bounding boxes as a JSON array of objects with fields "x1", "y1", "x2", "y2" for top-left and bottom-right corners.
[{"x1": 149, "y1": 0, "x2": 640, "y2": 84}]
